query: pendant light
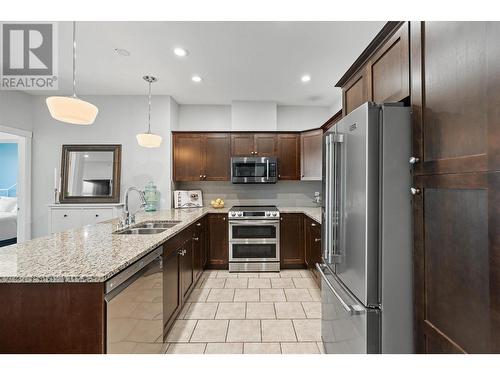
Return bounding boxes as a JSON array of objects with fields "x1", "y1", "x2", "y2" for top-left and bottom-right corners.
[
  {"x1": 46, "y1": 22, "x2": 98, "y2": 125},
  {"x1": 136, "y1": 75, "x2": 162, "y2": 148}
]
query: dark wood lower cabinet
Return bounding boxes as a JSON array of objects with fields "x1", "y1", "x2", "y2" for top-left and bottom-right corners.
[
  {"x1": 413, "y1": 172, "x2": 500, "y2": 354},
  {"x1": 304, "y1": 216, "x2": 322, "y2": 286},
  {"x1": 280, "y1": 213, "x2": 305, "y2": 268},
  {"x1": 207, "y1": 213, "x2": 229, "y2": 269},
  {"x1": 193, "y1": 219, "x2": 206, "y2": 281},
  {"x1": 162, "y1": 244, "x2": 181, "y2": 335},
  {"x1": 180, "y1": 237, "x2": 194, "y2": 302},
  {"x1": 0, "y1": 283, "x2": 105, "y2": 353}
]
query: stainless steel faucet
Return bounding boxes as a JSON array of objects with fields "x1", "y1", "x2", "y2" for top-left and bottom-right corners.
[{"x1": 121, "y1": 186, "x2": 147, "y2": 227}]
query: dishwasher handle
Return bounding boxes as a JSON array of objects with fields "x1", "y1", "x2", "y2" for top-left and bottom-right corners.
[{"x1": 105, "y1": 247, "x2": 162, "y2": 300}]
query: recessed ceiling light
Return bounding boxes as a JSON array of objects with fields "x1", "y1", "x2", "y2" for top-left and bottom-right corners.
[
  {"x1": 192, "y1": 75, "x2": 202, "y2": 83},
  {"x1": 84, "y1": 154, "x2": 89, "y2": 158},
  {"x1": 114, "y1": 48, "x2": 130, "y2": 57},
  {"x1": 173, "y1": 47, "x2": 188, "y2": 57},
  {"x1": 301, "y1": 75, "x2": 311, "y2": 83}
]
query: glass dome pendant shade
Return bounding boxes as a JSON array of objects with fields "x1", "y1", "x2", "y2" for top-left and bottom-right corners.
[
  {"x1": 46, "y1": 22, "x2": 98, "y2": 125},
  {"x1": 137, "y1": 75, "x2": 162, "y2": 148}
]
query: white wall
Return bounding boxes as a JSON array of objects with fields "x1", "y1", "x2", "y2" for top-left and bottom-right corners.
[
  {"x1": 277, "y1": 106, "x2": 330, "y2": 131},
  {"x1": 177, "y1": 105, "x2": 231, "y2": 131},
  {"x1": 231, "y1": 101, "x2": 277, "y2": 131},
  {"x1": 30, "y1": 95, "x2": 174, "y2": 238},
  {"x1": 0, "y1": 91, "x2": 33, "y2": 132},
  {"x1": 329, "y1": 91, "x2": 343, "y2": 115},
  {"x1": 176, "y1": 103, "x2": 330, "y2": 132}
]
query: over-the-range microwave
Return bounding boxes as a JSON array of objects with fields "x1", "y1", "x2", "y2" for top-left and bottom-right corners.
[{"x1": 231, "y1": 156, "x2": 278, "y2": 184}]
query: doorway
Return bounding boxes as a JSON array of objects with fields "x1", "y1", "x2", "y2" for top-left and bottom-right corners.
[{"x1": 0, "y1": 125, "x2": 32, "y2": 245}]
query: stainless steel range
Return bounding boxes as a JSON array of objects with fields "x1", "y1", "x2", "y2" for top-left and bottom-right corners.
[{"x1": 228, "y1": 205, "x2": 280, "y2": 272}]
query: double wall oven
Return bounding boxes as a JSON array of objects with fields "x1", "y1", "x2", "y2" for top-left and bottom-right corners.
[{"x1": 228, "y1": 206, "x2": 280, "y2": 272}]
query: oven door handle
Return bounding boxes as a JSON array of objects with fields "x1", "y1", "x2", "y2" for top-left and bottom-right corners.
[
  {"x1": 266, "y1": 159, "x2": 269, "y2": 180},
  {"x1": 229, "y1": 220, "x2": 280, "y2": 225}
]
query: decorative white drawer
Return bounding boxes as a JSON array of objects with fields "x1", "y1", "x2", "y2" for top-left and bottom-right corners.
[
  {"x1": 81, "y1": 208, "x2": 114, "y2": 226},
  {"x1": 50, "y1": 209, "x2": 81, "y2": 233},
  {"x1": 48, "y1": 204, "x2": 123, "y2": 234}
]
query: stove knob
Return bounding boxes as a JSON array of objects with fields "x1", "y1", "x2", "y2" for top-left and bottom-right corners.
[
  {"x1": 237, "y1": 212, "x2": 243, "y2": 217},
  {"x1": 272, "y1": 212, "x2": 277, "y2": 217}
]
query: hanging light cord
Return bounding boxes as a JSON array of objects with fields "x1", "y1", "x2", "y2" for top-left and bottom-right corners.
[
  {"x1": 147, "y1": 79, "x2": 152, "y2": 134},
  {"x1": 72, "y1": 21, "x2": 77, "y2": 98}
]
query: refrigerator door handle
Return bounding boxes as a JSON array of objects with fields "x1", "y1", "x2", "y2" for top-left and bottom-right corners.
[
  {"x1": 316, "y1": 263, "x2": 364, "y2": 316},
  {"x1": 332, "y1": 133, "x2": 344, "y2": 264},
  {"x1": 324, "y1": 134, "x2": 332, "y2": 262}
]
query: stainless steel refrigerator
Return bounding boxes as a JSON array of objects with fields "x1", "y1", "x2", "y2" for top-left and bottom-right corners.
[{"x1": 318, "y1": 102, "x2": 413, "y2": 354}]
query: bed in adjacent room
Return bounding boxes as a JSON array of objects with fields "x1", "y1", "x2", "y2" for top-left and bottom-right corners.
[{"x1": 0, "y1": 197, "x2": 17, "y2": 247}]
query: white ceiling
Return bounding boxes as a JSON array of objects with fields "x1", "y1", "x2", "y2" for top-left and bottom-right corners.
[{"x1": 32, "y1": 21, "x2": 384, "y2": 106}]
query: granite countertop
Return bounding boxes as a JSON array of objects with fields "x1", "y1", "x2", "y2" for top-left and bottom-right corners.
[{"x1": 0, "y1": 206, "x2": 321, "y2": 284}]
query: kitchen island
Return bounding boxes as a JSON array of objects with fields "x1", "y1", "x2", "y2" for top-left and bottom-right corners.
[{"x1": 0, "y1": 206, "x2": 321, "y2": 353}]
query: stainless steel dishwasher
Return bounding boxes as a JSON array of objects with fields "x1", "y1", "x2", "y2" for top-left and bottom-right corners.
[{"x1": 105, "y1": 247, "x2": 165, "y2": 354}]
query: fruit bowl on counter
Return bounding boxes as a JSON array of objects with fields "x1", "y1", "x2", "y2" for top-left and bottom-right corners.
[{"x1": 210, "y1": 198, "x2": 225, "y2": 209}]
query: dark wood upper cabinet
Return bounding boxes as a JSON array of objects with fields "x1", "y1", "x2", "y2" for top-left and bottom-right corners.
[
  {"x1": 231, "y1": 133, "x2": 277, "y2": 157},
  {"x1": 342, "y1": 66, "x2": 370, "y2": 116},
  {"x1": 369, "y1": 22, "x2": 409, "y2": 103},
  {"x1": 231, "y1": 133, "x2": 255, "y2": 156},
  {"x1": 301, "y1": 129, "x2": 323, "y2": 180},
  {"x1": 339, "y1": 22, "x2": 410, "y2": 116},
  {"x1": 173, "y1": 133, "x2": 204, "y2": 182},
  {"x1": 173, "y1": 133, "x2": 230, "y2": 181},
  {"x1": 411, "y1": 21, "x2": 499, "y2": 176},
  {"x1": 207, "y1": 213, "x2": 228, "y2": 269},
  {"x1": 204, "y1": 133, "x2": 231, "y2": 180},
  {"x1": 277, "y1": 134, "x2": 301, "y2": 180},
  {"x1": 254, "y1": 133, "x2": 277, "y2": 156},
  {"x1": 280, "y1": 213, "x2": 305, "y2": 268}
]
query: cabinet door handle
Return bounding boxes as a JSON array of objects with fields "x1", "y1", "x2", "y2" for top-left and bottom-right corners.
[
  {"x1": 95, "y1": 214, "x2": 99, "y2": 217},
  {"x1": 409, "y1": 156, "x2": 420, "y2": 165},
  {"x1": 203, "y1": 175, "x2": 207, "y2": 179},
  {"x1": 410, "y1": 187, "x2": 421, "y2": 195},
  {"x1": 196, "y1": 222, "x2": 202, "y2": 226},
  {"x1": 314, "y1": 238, "x2": 321, "y2": 242},
  {"x1": 222, "y1": 217, "x2": 226, "y2": 221},
  {"x1": 193, "y1": 237, "x2": 199, "y2": 241},
  {"x1": 311, "y1": 223, "x2": 317, "y2": 227},
  {"x1": 199, "y1": 175, "x2": 203, "y2": 179},
  {"x1": 63, "y1": 214, "x2": 68, "y2": 217}
]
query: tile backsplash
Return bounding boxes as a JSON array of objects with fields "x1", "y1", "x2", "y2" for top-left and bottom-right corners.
[{"x1": 175, "y1": 181, "x2": 322, "y2": 207}]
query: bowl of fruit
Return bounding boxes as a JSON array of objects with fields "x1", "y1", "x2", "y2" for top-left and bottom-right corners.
[{"x1": 210, "y1": 198, "x2": 225, "y2": 209}]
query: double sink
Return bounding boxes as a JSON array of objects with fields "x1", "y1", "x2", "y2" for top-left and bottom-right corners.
[{"x1": 114, "y1": 220, "x2": 181, "y2": 235}]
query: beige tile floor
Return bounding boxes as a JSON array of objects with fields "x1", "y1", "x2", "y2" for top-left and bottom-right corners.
[{"x1": 164, "y1": 269, "x2": 324, "y2": 354}]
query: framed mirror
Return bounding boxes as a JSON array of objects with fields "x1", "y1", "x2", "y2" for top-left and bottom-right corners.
[{"x1": 60, "y1": 144, "x2": 121, "y2": 204}]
